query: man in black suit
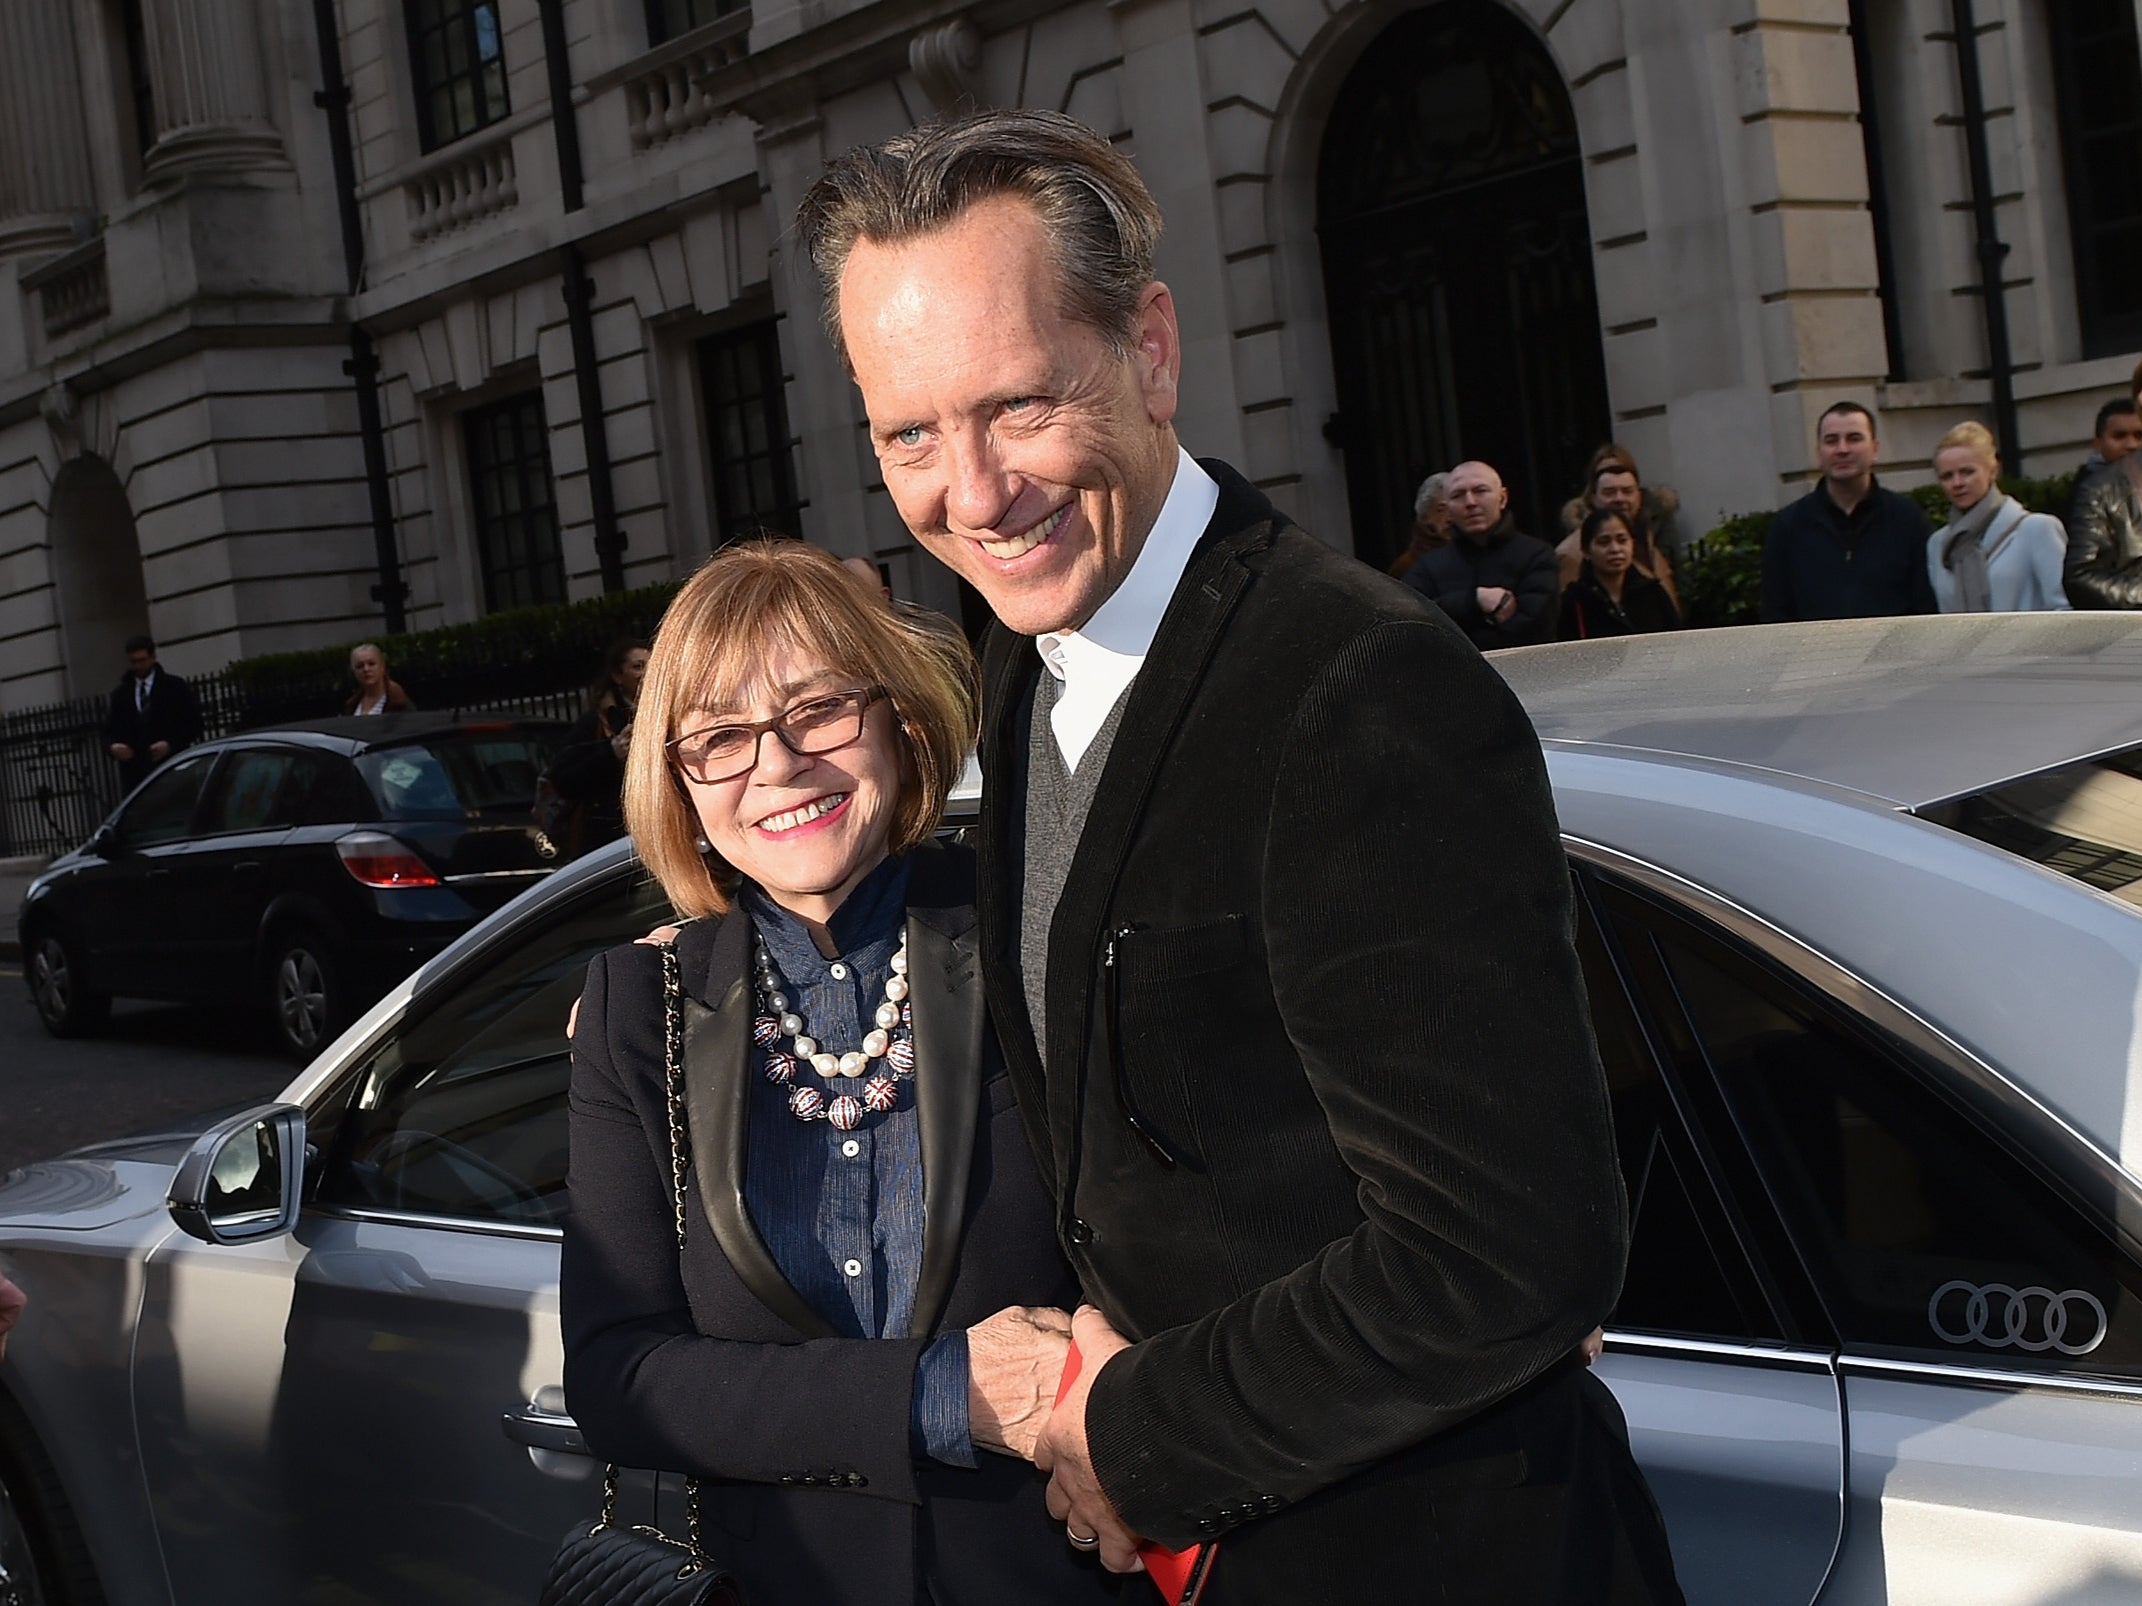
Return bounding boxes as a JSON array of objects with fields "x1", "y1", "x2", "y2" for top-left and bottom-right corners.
[
  {"x1": 103, "y1": 634, "x2": 201, "y2": 792},
  {"x1": 800, "y1": 112, "x2": 1678, "y2": 1602}
]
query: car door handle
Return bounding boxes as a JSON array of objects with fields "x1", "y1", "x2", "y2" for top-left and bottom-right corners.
[
  {"x1": 232, "y1": 860, "x2": 261, "y2": 873},
  {"x1": 502, "y1": 1404, "x2": 587, "y2": 1455}
]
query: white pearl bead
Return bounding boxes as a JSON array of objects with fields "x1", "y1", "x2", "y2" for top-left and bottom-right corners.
[
  {"x1": 890, "y1": 950, "x2": 908, "y2": 975},
  {"x1": 793, "y1": 1036, "x2": 817, "y2": 1059},
  {"x1": 875, "y1": 1002, "x2": 900, "y2": 1030},
  {"x1": 885, "y1": 975, "x2": 909, "y2": 1002},
  {"x1": 812, "y1": 1053, "x2": 841, "y2": 1078},
  {"x1": 838, "y1": 1051, "x2": 867, "y2": 1077},
  {"x1": 779, "y1": 1013, "x2": 803, "y2": 1036},
  {"x1": 768, "y1": 991, "x2": 788, "y2": 1013},
  {"x1": 862, "y1": 1029, "x2": 889, "y2": 1057}
]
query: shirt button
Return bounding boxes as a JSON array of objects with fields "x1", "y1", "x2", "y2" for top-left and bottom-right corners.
[
  {"x1": 1066, "y1": 1218, "x2": 1095, "y2": 1247},
  {"x1": 843, "y1": 1258, "x2": 862, "y2": 1278},
  {"x1": 841, "y1": 1139, "x2": 860, "y2": 1158},
  {"x1": 830, "y1": 962, "x2": 849, "y2": 980}
]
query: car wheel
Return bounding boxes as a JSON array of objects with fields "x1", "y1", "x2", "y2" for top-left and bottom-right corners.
[
  {"x1": 25, "y1": 935, "x2": 108, "y2": 1040},
  {"x1": 267, "y1": 931, "x2": 346, "y2": 1063},
  {"x1": 0, "y1": 1388, "x2": 102, "y2": 1606}
]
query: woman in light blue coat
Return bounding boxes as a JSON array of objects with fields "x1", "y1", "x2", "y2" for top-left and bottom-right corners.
[{"x1": 1928, "y1": 420, "x2": 2069, "y2": 612}]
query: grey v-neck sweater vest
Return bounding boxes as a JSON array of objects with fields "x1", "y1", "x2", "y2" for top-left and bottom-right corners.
[{"x1": 1019, "y1": 668, "x2": 1134, "y2": 1063}]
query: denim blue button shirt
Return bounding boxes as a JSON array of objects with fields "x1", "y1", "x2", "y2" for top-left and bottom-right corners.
[{"x1": 740, "y1": 855, "x2": 974, "y2": 1467}]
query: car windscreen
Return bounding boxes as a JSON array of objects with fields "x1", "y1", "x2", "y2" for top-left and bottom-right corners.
[
  {"x1": 355, "y1": 731, "x2": 560, "y2": 819},
  {"x1": 1917, "y1": 747, "x2": 2142, "y2": 908}
]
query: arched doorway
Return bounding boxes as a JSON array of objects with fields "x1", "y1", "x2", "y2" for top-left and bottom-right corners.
[
  {"x1": 1317, "y1": 0, "x2": 1611, "y2": 565},
  {"x1": 48, "y1": 455, "x2": 151, "y2": 699}
]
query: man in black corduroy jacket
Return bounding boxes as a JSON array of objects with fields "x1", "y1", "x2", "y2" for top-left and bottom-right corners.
[{"x1": 801, "y1": 110, "x2": 1681, "y2": 1605}]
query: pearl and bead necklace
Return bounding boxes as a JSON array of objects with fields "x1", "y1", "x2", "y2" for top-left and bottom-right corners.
[{"x1": 752, "y1": 932, "x2": 915, "y2": 1131}]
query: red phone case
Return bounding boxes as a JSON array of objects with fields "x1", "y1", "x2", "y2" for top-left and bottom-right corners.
[{"x1": 1053, "y1": 1340, "x2": 1217, "y2": 1606}]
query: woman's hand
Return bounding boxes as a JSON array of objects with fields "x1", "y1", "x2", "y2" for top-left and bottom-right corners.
[
  {"x1": 0, "y1": 1273, "x2": 24, "y2": 1362},
  {"x1": 967, "y1": 1304, "x2": 1073, "y2": 1461}
]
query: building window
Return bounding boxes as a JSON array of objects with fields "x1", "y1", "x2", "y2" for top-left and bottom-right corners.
[
  {"x1": 408, "y1": 0, "x2": 509, "y2": 152},
  {"x1": 465, "y1": 394, "x2": 566, "y2": 612},
  {"x1": 118, "y1": 0, "x2": 157, "y2": 154},
  {"x1": 646, "y1": 0, "x2": 743, "y2": 45},
  {"x1": 697, "y1": 321, "x2": 802, "y2": 545},
  {"x1": 2049, "y1": 0, "x2": 2142, "y2": 356}
]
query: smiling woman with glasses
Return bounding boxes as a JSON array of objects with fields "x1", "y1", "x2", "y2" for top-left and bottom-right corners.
[{"x1": 560, "y1": 540, "x2": 1118, "y2": 1605}]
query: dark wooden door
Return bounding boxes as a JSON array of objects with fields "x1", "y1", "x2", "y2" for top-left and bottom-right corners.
[{"x1": 1319, "y1": 0, "x2": 1612, "y2": 566}]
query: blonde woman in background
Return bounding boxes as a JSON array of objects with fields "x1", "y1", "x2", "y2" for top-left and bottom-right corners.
[{"x1": 1927, "y1": 421, "x2": 2069, "y2": 613}]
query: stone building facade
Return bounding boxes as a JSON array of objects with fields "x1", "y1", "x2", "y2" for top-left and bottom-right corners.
[{"x1": 0, "y1": 0, "x2": 2136, "y2": 702}]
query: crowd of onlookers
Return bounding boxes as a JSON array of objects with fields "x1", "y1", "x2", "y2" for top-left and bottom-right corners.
[{"x1": 1390, "y1": 355, "x2": 2142, "y2": 646}]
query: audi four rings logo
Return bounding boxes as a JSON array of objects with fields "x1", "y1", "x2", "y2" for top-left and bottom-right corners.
[{"x1": 1927, "y1": 1280, "x2": 2109, "y2": 1356}]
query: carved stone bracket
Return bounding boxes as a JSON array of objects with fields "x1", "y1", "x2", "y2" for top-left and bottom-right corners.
[{"x1": 908, "y1": 18, "x2": 984, "y2": 117}]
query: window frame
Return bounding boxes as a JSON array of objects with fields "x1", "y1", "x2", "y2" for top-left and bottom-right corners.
[
  {"x1": 2047, "y1": 0, "x2": 2142, "y2": 357},
  {"x1": 463, "y1": 390, "x2": 567, "y2": 614},
  {"x1": 1573, "y1": 839, "x2": 2142, "y2": 1388},
  {"x1": 644, "y1": 0, "x2": 744, "y2": 45},
  {"x1": 405, "y1": 0, "x2": 511, "y2": 154},
  {"x1": 112, "y1": 749, "x2": 221, "y2": 849},
  {"x1": 695, "y1": 316, "x2": 804, "y2": 547},
  {"x1": 192, "y1": 743, "x2": 315, "y2": 839}
]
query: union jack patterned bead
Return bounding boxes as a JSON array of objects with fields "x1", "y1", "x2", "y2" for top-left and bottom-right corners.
[
  {"x1": 762, "y1": 1051, "x2": 798, "y2": 1085},
  {"x1": 900, "y1": 1003, "x2": 912, "y2": 1027},
  {"x1": 752, "y1": 1015, "x2": 783, "y2": 1048},
  {"x1": 826, "y1": 1094, "x2": 864, "y2": 1131},
  {"x1": 862, "y1": 1076, "x2": 899, "y2": 1112},
  {"x1": 886, "y1": 1037, "x2": 916, "y2": 1076},
  {"x1": 787, "y1": 1086, "x2": 825, "y2": 1121}
]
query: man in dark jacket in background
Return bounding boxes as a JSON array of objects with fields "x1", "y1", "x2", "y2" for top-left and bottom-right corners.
[
  {"x1": 1760, "y1": 401, "x2": 1934, "y2": 622},
  {"x1": 2066, "y1": 362, "x2": 2142, "y2": 610},
  {"x1": 1401, "y1": 459, "x2": 1560, "y2": 647},
  {"x1": 103, "y1": 634, "x2": 201, "y2": 792}
]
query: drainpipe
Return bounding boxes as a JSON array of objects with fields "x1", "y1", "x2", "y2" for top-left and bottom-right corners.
[
  {"x1": 1846, "y1": 0, "x2": 1905, "y2": 381},
  {"x1": 1949, "y1": 0, "x2": 2022, "y2": 470},
  {"x1": 309, "y1": 0, "x2": 408, "y2": 633},
  {"x1": 537, "y1": 0, "x2": 627, "y2": 593}
]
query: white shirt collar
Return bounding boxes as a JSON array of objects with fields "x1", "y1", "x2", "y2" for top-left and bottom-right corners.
[
  {"x1": 1034, "y1": 449, "x2": 1218, "y2": 769},
  {"x1": 1036, "y1": 448, "x2": 1218, "y2": 682}
]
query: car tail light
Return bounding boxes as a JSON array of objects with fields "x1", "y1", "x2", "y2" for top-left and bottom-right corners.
[{"x1": 335, "y1": 832, "x2": 442, "y2": 888}]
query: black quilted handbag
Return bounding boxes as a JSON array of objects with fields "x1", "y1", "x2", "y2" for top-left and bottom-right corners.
[{"x1": 539, "y1": 944, "x2": 741, "y2": 1606}]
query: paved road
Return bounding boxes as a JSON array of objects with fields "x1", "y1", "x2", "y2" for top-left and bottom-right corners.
[{"x1": 0, "y1": 965, "x2": 295, "y2": 1174}]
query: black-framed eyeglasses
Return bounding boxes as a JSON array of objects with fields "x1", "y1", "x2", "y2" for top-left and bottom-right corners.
[{"x1": 666, "y1": 686, "x2": 889, "y2": 784}]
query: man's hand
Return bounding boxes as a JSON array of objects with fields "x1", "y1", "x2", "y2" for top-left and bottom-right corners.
[
  {"x1": 1580, "y1": 1326, "x2": 1604, "y2": 1365},
  {"x1": 109, "y1": 743, "x2": 133, "y2": 763},
  {"x1": 966, "y1": 1304, "x2": 1072, "y2": 1460},
  {"x1": 1036, "y1": 1304, "x2": 1144, "y2": 1573},
  {"x1": 0, "y1": 1273, "x2": 24, "y2": 1363},
  {"x1": 148, "y1": 741, "x2": 170, "y2": 762},
  {"x1": 1474, "y1": 586, "x2": 1515, "y2": 623},
  {"x1": 610, "y1": 730, "x2": 632, "y2": 760}
]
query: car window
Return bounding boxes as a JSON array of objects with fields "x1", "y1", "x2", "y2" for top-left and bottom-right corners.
[
  {"x1": 310, "y1": 862, "x2": 677, "y2": 1227},
  {"x1": 115, "y1": 753, "x2": 216, "y2": 847},
  {"x1": 356, "y1": 731, "x2": 561, "y2": 821},
  {"x1": 291, "y1": 752, "x2": 380, "y2": 826},
  {"x1": 198, "y1": 748, "x2": 303, "y2": 834},
  {"x1": 1655, "y1": 920, "x2": 2142, "y2": 1380},
  {"x1": 1574, "y1": 885, "x2": 1782, "y2": 1343},
  {"x1": 1917, "y1": 749, "x2": 2142, "y2": 909}
]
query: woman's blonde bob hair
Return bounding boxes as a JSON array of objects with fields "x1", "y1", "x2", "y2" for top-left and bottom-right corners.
[
  {"x1": 623, "y1": 541, "x2": 979, "y2": 919},
  {"x1": 1935, "y1": 419, "x2": 2000, "y2": 470}
]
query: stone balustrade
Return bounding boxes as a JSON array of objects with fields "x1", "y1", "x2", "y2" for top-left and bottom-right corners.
[
  {"x1": 405, "y1": 133, "x2": 520, "y2": 242},
  {"x1": 623, "y1": 13, "x2": 751, "y2": 150},
  {"x1": 23, "y1": 239, "x2": 110, "y2": 339}
]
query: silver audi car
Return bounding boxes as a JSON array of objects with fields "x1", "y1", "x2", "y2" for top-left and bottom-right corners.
[{"x1": 4, "y1": 615, "x2": 2142, "y2": 1606}]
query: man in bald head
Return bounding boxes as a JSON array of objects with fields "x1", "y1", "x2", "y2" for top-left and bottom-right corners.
[{"x1": 1401, "y1": 459, "x2": 1561, "y2": 648}]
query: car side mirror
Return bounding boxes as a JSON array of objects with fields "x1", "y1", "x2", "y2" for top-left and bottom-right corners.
[
  {"x1": 168, "y1": 1103, "x2": 307, "y2": 1244},
  {"x1": 85, "y1": 824, "x2": 119, "y2": 858}
]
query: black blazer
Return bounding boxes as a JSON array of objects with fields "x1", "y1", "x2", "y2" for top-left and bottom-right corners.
[
  {"x1": 562, "y1": 841, "x2": 1120, "y2": 1605},
  {"x1": 978, "y1": 463, "x2": 1681, "y2": 1604},
  {"x1": 103, "y1": 669, "x2": 202, "y2": 791}
]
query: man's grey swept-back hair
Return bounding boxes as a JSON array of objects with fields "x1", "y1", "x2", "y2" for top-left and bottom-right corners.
[{"x1": 796, "y1": 110, "x2": 1164, "y2": 366}]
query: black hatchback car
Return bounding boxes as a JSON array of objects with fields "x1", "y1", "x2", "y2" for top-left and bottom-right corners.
[{"x1": 20, "y1": 714, "x2": 568, "y2": 1058}]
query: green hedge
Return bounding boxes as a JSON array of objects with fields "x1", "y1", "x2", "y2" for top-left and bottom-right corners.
[
  {"x1": 224, "y1": 580, "x2": 683, "y2": 721},
  {"x1": 1678, "y1": 471, "x2": 2076, "y2": 629}
]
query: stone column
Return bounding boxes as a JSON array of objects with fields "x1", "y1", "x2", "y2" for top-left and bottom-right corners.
[
  {"x1": 0, "y1": 0, "x2": 97, "y2": 260},
  {"x1": 139, "y1": 0, "x2": 286, "y2": 177}
]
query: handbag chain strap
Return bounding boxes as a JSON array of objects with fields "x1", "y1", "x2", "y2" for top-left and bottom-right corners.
[{"x1": 589, "y1": 941, "x2": 707, "y2": 1572}]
